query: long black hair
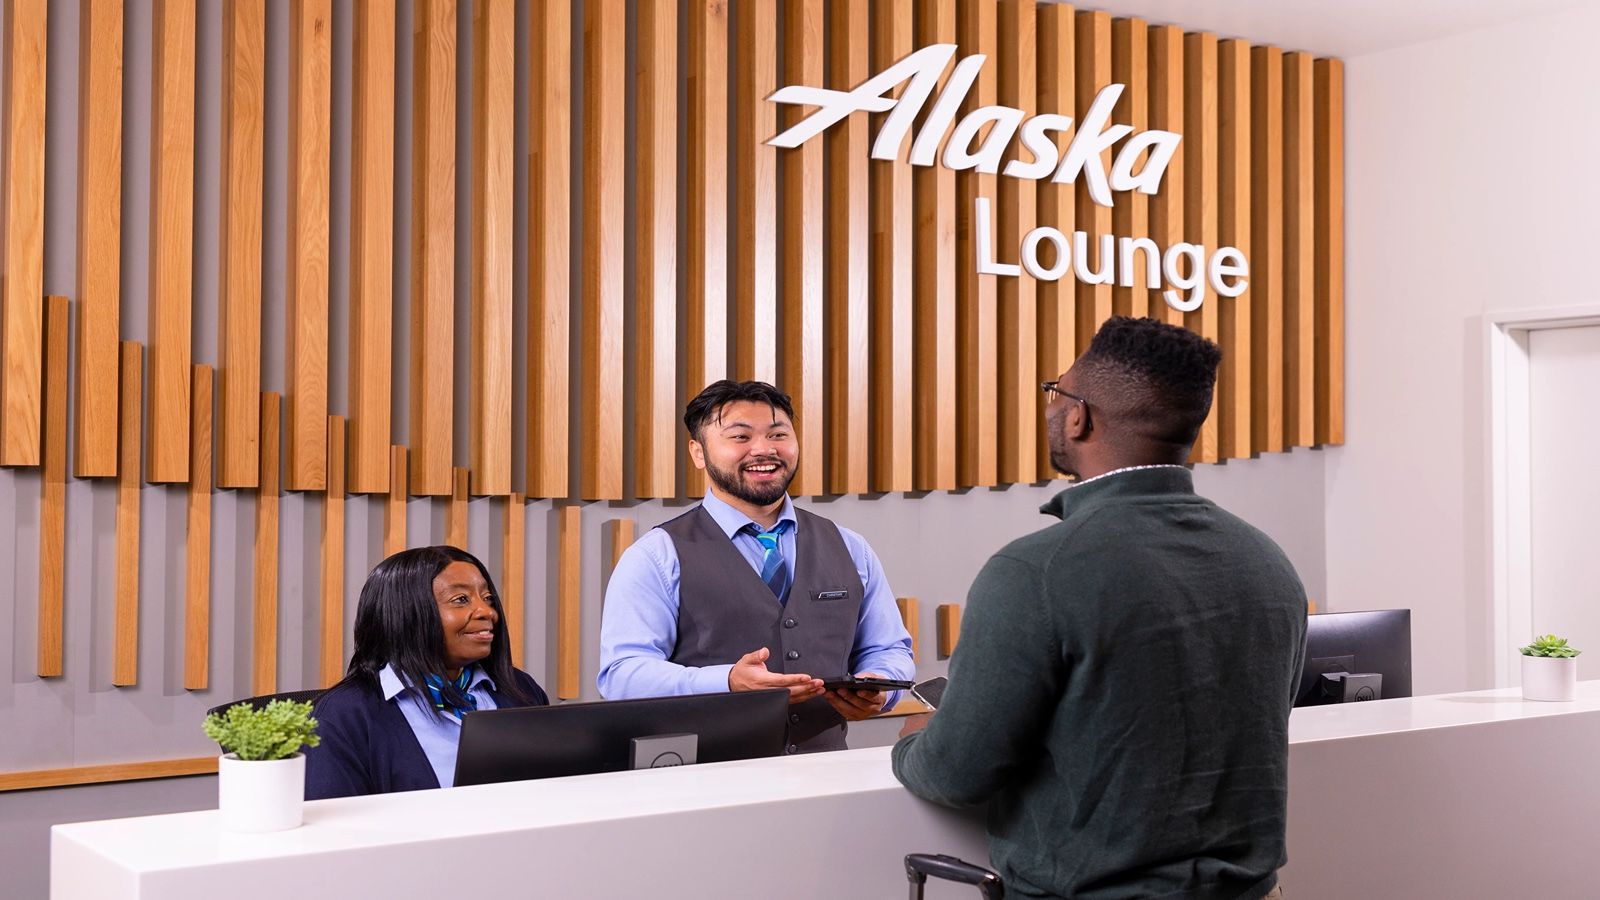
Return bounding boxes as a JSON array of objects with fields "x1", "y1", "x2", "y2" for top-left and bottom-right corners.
[{"x1": 331, "y1": 545, "x2": 533, "y2": 717}]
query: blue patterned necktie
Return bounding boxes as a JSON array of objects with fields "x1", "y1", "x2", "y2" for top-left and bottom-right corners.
[
  {"x1": 748, "y1": 520, "x2": 792, "y2": 599},
  {"x1": 423, "y1": 668, "x2": 480, "y2": 720}
]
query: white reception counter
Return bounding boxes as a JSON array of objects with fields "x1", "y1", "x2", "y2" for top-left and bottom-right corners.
[{"x1": 53, "y1": 682, "x2": 1600, "y2": 899}]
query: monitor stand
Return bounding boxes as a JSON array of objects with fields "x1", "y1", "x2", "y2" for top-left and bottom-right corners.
[{"x1": 630, "y1": 733, "x2": 699, "y2": 769}]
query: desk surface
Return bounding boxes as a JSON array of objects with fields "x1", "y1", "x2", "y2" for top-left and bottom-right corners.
[{"x1": 1287, "y1": 678, "x2": 1600, "y2": 743}]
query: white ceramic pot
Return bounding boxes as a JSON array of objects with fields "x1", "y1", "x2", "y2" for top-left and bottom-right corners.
[
  {"x1": 217, "y1": 752, "x2": 305, "y2": 832},
  {"x1": 1520, "y1": 655, "x2": 1578, "y2": 702}
]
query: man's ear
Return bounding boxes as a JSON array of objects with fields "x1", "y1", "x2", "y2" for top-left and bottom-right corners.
[
  {"x1": 688, "y1": 439, "x2": 707, "y2": 471},
  {"x1": 1064, "y1": 404, "x2": 1091, "y2": 441}
]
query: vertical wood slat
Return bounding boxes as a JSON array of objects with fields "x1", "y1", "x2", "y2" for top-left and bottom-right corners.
[
  {"x1": 285, "y1": 0, "x2": 331, "y2": 492},
  {"x1": 733, "y1": 0, "x2": 777, "y2": 384},
  {"x1": 1315, "y1": 58, "x2": 1345, "y2": 446},
  {"x1": 0, "y1": 0, "x2": 46, "y2": 468},
  {"x1": 634, "y1": 0, "x2": 677, "y2": 499},
  {"x1": 318, "y1": 415, "x2": 345, "y2": 687},
  {"x1": 383, "y1": 445, "x2": 408, "y2": 557},
  {"x1": 1250, "y1": 46, "x2": 1284, "y2": 454},
  {"x1": 409, "y1": 0, "x2": 455, "y2": 497},
  {"x1": 683, "y1": 0, "x2": 728, "y2": 499},
  {"x1": 1217, "y1": 39, "x2": 1252, "y2": 460},
  {"x1": 528, "y1": 0, "x2": 571, "y2": 499},
  {"x1": 581, "y1": 0, "x2": 624, "y2": 500},
  {"x1": 1035, "y1": 3, "x2": 1075, "y2": 481},
  {"x1": 826, "y1": 0, "x2": 869, "y2": 496},
  {"x1": 183, "y1": 365, "x2": 214, "y2": 690},
  {"x1": 1183, "y1": 31, "x2": 1219, "y2": 464},
  {"x1": 147, "y1": 0, "x2": 196, "y2": 483},
  {"x1": 781, "y1": 0, "x2": 824, "y2": 498},
  {"x1": 1147, "y1": 25, "x2": 1185, "y2": 328},
  {"x1": 501, "y1": 494, "x2": 526, "y2": 667},
  {"x1": 557, "y1": 503, "x2": 582, "y2": 699},
  {"x1": 74, "y1": 0, "x2": 124, "y2": 477},
  {"x1": 469, "y1": 0, "x2": 513, "y2": 496},
  {"x1": 445, "y1": 466, "x2": 469, "y2": 548},
  {"x1": 997, "y1": 0, "x2": 1036, "y2": 486},
  {"x1": 896, "y1": 597, "x2": 919, "y2": 662},
  {"x1": 869, "y1": 0, "x2": 914, "y2": 494},
  {"x1": 913, "y1": 0, "x2": 956, "y2": 493},
  {"x1": 251, "y1": 392, "x2": 281, "y2": 696},
  {"x1": 347, "y1": 0, "x2": 394, "y2": 495},
  {"x1": 1073, "y1": 10, "x2": 1112, "y2": 353},
  {"x1": 605, "y1": 518, "x2": 635, "y2": 580},
  {"x1": 113, "y1": 343, "x2": 143, "y2": 686},
  {"x1": 37, "y1": 296, "x2": 68, "y2": 677},
  {"x1": 1110, "y1": 17, "x2": 1149, "y2": 320},
  {"x1": 936, "y1": 603, "x2": 961, "y2": 659},
  {"x1": 955, "y1": 0, "x2": 997, "y2": 489},
  {"x1": 1284, "y1": 52, "x2": 1316, "y2": 448},
  {"x1": 218, "y1": 0, "x2": 264, "y2": 488}
]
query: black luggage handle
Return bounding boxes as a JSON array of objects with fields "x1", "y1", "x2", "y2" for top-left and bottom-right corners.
[{"x1": 904, "y1": 853, "x2": 1004, "y2": 900}]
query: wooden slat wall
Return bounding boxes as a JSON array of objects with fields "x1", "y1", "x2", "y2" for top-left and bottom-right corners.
[
  {"x1": 383, "y1": 445, "x2": 408, "y2": 558},
  {"x1": 252, "y1": 393, "x2": 281, "y2": 696},
  {"x1": 581, "y1": 0, "x2": 625, "y2": 501},
  {"x1": 683, "y1": 0, "x2": 729, "y2": 499},
  {"x1": 556, "y1": 504, "x2": 582, "y2": 699},
  {"x1": 1035, "y1": 3, "x2": 1075, "y2": 480},
  {"x1": 1315, "y1": 58, "x2": 1345, "y2": 446},
  {"x1": 826, "y1": 0, "x2": 870, "y2": 496},
  {"x1": 446, "y1": 467, "x2": 469, "y2": 549},
  {"x1": 1111, "y1": 17, "x2": 1149, "y2": 320},
  {"x1": 409, "y1": 0, "x2": 455, "y2": 498},
  {"x1": 1284, "y1": 51, "x2": 1316, "y2": 448},
  {"x1": 781, "y1": 0, "x2": 825, "y2": 498},
  {"x1": 1147, "y1": 24, "x2": 1185, "y2": 328},
  {"x1": 183, "y1": 365, "x2": 214, "y2": 690},
  {"x1": 605, "y1": 518, "x2": 636, "y2": 579},
  {"x1": 0, "y1": 0, "x2": 46, "y2": 468},
  {"x1": 528, "y1": 0, "x2": 571, "y2": 500},
  {"x1": 470, "y1": 0, "x2": 513, "y2": 497},
  {"x1": 998, "y1": 0, "x2": 1037, "y2": 485},
  {"x1": 319, "y1": 416, "x2": 345, "y2": 687},
  {"x1": 217, "y1": 0, "x2": 264, "y2": 489},
  {"x1": 501, "y1": 494, "x2": 526, "y2": 667},
  {"x1": 347, "y1": 0, "x2": 394, "y2": 495},
  {"x1": 635, "y1": 0, "x2": 678, "y2": 500},
  {"x1": 1217, "y1": 39, "x2": 1251, "y2": 460},
  {"x1": 897, "y1": 597, "x2": 920, "y2": 661},
  {"x1": 869, "y1": 0, "x2": 914, "y2": 494},
  {"x1": 734, "y1": 0, "x2": 778, "y2": 385},
  {"x1": 36, "y1": 296, "x2": 68, "y2": 677},
  {"x1": 1184, "y1": 31, "x2": 1219, "y2": 464},
  {"x1": 955, "y1": 0, "x2": 997, "y2": 489},
  {"x1": 147, "y1": 0, "x2": 196, "y2": 484},
  {"x1": 1250, "y1": 46, "x2": 1284, "y2": 454},
  {"x1": 913, "y1": 0, "x2": 957, "y2": 492},
  {"x1": 74, "y1": 0, "x2": 124, "y2": 479},
  {"x1": 112, "y1": 343, "x2": 142, "y2": 686},
  {"x1": 1074, "y1": 10, "x2": 1113, "y2": 352},
  {"x1": 285, "y1": 0, "x2": 330, "y2": 493},
  {"x1": 937, "y1": 603, "x2": 961, "y2": 659}
]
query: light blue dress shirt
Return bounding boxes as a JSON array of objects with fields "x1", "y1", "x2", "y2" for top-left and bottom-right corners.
[
  {"x1": 378, "y1": 663, "x2": 499, "y2": 789},
  {"x1": 598, "y1": 491, "x2": 915, "y2": 708}
]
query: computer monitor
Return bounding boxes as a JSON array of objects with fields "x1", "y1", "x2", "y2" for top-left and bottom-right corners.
[
  {"x1": 1294, "y1": 609, "x2": 1413, "y2": 707},
  {"x1": 453, "y1": 688, "x2": 790, "y2": 787}
]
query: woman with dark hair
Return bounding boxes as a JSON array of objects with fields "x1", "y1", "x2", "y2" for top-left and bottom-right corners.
[{"x1": 305, "y1": 546, "x2": 548, "y2": 799}]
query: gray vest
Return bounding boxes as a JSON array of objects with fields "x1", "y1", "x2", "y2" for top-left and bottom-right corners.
[{"x1": 660, "y1": 505, "x2": 865, "y2": 753}]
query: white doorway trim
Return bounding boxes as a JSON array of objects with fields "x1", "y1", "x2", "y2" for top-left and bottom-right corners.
[{"x1": 1485, "y1": 305, "x2": 1600, "y2": 687}]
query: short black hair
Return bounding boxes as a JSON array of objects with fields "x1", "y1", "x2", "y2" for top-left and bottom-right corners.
[
  {"x1": 1074, "y1": 316, "x2": 1222, "y2": 448},
  {"x1": 684, "y1": 380, "x2": 796, "y2": 443},
  {"x1": 330, "y1": 546, "x2": 532, "y2": 718}
]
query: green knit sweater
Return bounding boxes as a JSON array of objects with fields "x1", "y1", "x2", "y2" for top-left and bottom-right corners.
[{"x1": 892, "y1": 467, "x2": 1307, "y2": 900}]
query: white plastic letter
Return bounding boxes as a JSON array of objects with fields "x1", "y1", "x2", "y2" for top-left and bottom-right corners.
[
  {"x1": 768, "y1": 44, "x2": 956, "y2": 157},
  {"x1": 909, "y1": 55, "x2": 987, "y2": 167},
  {"x1": 1022, "y1": 227, "x2": 1071, "y2": 281},
  {"x1": 944, "y1": 106, "x2": 1025, "y2": 174},
  {"x1": 1109, "y1": 130, "x2": 1182, "y2": 195},
  {"x1": 1117, "y1": 236, "x2": 1161, "y2": 289},
  {"x1": 1004, "y1": 113, "x2": 1074, "y2": 180},
  {"x1": 1072, "y1": 231, "x2": 1115, "y2": 285},
  {"x1": 1208, "y1": 247, "x2": 1250, "y2": 298},
  {"x1": 974, "y1": 198, "x2": 1021, "y2": 276},
  {"x1": 1052, "y1": 84, "x2": 1132, "y2": 206},
  {"x1": 1162, "y1": 243, "x2": 1207, "y2": 312}
]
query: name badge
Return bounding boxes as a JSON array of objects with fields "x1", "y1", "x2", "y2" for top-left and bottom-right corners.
[{"x1": 815, "y1": 590, "x2": 849, "y2": 601}]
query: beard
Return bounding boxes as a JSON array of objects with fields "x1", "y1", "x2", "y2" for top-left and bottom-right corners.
[{"x1": 705, "y1": 455, "x2": 795, "y2": 507}]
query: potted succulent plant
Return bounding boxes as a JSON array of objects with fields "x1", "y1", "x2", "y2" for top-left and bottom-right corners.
[
  {"x1": 202, "y1": 699, "x2": 321, "y2": 832},
  {"x1": 1519, "y1": 634, "x2": 1582, "y2": 702}
]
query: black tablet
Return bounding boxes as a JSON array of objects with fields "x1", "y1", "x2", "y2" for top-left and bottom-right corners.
[{"x1": 821, "y1": 675, "x2": 914, "y2": 693}]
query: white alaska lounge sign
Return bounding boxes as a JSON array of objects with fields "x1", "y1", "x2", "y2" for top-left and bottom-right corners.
[{"x1": 767, "y1": 44, "x2": 1248, "y2": 311}]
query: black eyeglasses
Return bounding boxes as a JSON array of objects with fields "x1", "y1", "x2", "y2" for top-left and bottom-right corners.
[{"x1": 1040, "y1": 381, "x2": 1092, "y2": 430}]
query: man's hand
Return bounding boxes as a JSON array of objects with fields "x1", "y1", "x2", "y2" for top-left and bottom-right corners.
[
  {"x1": 823, "y1": 671, "x2": 892, "y2": 721},
  {"x1": 728, "y1": 647, "x2": 825, "y2": 704},
  {"x1": 897, "y1": 712, "x2": 931, "y2": 739}
]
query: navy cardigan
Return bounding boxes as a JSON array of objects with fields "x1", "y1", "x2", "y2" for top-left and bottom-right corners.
[{"x1": 304, "y1": 668, "x2": 548, "y2": 800}]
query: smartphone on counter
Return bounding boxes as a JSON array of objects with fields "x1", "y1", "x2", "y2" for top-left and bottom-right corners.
[{"x1": 910, "y1": 676, "x2": 948, "y2": 710}]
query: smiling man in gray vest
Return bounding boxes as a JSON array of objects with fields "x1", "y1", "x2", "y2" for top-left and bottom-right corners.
[{"x1": 598, "y1": 380, "x2": 915, "y2": 753}]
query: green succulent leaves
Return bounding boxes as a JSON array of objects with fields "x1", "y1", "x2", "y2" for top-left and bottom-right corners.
[
  {"x1": 201, "y1": 699, "x2": 322, "y2": 761},
  {"x1": 1519, "y1": 634, "x2": 1582, "y2": 659}
]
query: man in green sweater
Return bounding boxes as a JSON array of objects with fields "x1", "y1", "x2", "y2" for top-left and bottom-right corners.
[{"x1": 892, "y1": 317, "x2": 1307, "y2": 900}]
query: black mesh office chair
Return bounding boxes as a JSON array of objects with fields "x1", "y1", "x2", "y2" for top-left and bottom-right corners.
[{"x1": 205, "y1": 689, "x2": 324, "y2": 721}]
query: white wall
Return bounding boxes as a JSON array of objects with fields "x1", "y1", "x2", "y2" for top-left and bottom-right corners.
[{"x1": 1331, "y1": 2, "x2": 1600, "y2": 694}]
